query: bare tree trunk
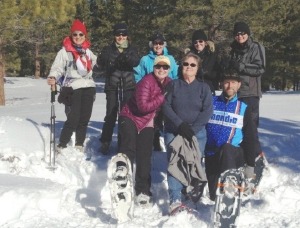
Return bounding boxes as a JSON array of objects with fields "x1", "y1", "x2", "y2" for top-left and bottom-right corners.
[
  {"x1": 0, "y1": 61, "x2": 5, "y2": 106},
  {"x1": 281, "y1": 74, "x2": 286, "y2": 91},
  {"x1": 35, "y1": 42, "x2": 40, "y2": 79}
]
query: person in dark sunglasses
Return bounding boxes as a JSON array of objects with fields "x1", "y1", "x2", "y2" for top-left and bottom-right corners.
[
  {"x1": 134, "y1": 32, "x2": 179, "y2": 152},
  {"x1": 117, "y1": 55, "x2": 172, "y2": 206},
  {"x1": 184, "y1": 29, "x2": 220, "y2": 95},
  {"x1": 229, "y1": 22, "x2": 265, "y2": 129},
  {"x1": 95, "y1": 23, "x2": 140, "y2": 155},
  {"x1": 204, "y1": 68, "x2": 261, "y2": 201},
  {"x1": 47, "y1": 19, "x2": 97, "y2": 154},
  {"x1": 134, "y1": 32, "x2": 178, "y2": 83},
  {"x1": 162, "y1": 52, "x2": 213, "y2": 213}
]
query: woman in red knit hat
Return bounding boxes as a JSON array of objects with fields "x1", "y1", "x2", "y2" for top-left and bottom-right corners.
[{"x1": 47, "y1": 19, "x2": 97, "y2": 153}]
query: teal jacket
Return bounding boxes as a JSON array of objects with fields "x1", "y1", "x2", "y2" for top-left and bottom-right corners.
[{"x1": 134, "y1": 47, "x2": 178, "y2": 82}]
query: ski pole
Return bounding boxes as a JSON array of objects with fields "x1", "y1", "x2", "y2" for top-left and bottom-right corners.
[
  {"x1": 50, "y1": 83, "x2": 57, "y2": 167},
  {"x1": 118, "y1": 77, "x2": 124, "y2": 113}
]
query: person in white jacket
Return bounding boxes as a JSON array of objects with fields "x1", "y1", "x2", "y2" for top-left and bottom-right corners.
[{"x1": 47, "y1": 19, "x2": 97, "y2": 153}]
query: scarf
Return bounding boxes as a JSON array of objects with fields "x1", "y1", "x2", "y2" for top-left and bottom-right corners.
[
  {"x1": 63, "y1": 37, "x2": 92, "y2": 75},
  {"x1": 115, "y1": 40, "x2": 129, "y2": 53}
]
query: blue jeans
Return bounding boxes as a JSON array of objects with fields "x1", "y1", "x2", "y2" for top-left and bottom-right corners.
[{"x1": 164, "y1": 128, "x2": 207, "y2": 204}]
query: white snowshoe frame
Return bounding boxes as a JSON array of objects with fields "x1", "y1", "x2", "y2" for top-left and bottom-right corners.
[{"x1": 107, "y1": 153, "x2": 134, "y2": 223}]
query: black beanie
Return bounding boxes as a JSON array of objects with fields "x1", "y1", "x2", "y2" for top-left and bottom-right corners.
[
  {"x1": 113, "y1": 23, "x2": 128, "y2": 35},
  {"x1": 150, "y1": 32, "x2": 166, "y2": 42},
  {"x1": 233, "y1": 22, "x2": 250, "y2": 35},
  {"x1": 222, "y1": 68, "x2": 241, "y2": 82},
  {"x1": 192, "y1": 29, "x2": 208, "y2": 43}
]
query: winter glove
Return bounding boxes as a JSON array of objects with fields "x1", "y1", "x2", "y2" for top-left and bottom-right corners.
[
  {"x1": 115, "y1": 53, "x2": 128, "y2": 70},
  {"x1": 163, "y1": 84, "x2": 172, "y2": 96},
  {"x1": 178, "y1": 122, "x2": 195, "y2": 142},
  {"x1": 231, "y1": 60, "x2": 245, "y2": 72},
  {"x1": 244, "y1": 165, "x2": 255, "y2": 179},
  {"x1": 220, "y1": 57, "x2": 231, "y2": 71}
]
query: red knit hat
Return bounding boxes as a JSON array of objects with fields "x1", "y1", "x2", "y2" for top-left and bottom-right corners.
[{"x1": 70, "y1": 19, "x2": 87, "y2": 36}]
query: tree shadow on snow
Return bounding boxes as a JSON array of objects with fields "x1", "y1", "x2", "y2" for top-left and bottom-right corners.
[{"x1": 259, "y1": 117, "x2": 300, "y2": 172}]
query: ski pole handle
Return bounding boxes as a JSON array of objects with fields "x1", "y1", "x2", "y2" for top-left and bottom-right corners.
[{"x1": 51, "y1": 84, "x2": 57, "y2": 103}]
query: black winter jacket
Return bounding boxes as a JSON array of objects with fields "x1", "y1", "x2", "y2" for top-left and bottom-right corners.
[
  {"x1": 230, "y1": 37, "x2": 265, "y2": 98},
  {"x1": 186, "y1": 45, "x2": 219, "y2": 93},
  {"x1": 96, "y1": 43, "x2": 140, "y2": 92}
]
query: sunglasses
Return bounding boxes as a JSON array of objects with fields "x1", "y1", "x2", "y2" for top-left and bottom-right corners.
[
  {"x1": 154, "y1": 64, "x2": 170, "y2": 70},
  {"x1": 115, "y1": 33, "x2": 128, "y2": 37},
  {"x1": 72, "y1": 33, "x2": 84, "y2": 37},
  {"x1": 182, "y1": 62, "x2": 197, "y2": 67},
  {"x1": 235, "y1": 32, "x2": 246, "y2": 37},
  {"x1": 194, "y1": 40, "x2": 205, "y2": 45},
  {"x1": 153, "y1": 41, "x2": 164, "y2": 46}
]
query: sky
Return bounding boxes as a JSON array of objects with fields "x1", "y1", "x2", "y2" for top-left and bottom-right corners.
[{"x1": 0, "y1": 77, "x2": 300, "y2": 228}]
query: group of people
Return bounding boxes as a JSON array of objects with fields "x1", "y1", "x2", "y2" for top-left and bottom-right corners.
[{"x1": 47, "y1": 19, "x2": 265, "y2": 212}]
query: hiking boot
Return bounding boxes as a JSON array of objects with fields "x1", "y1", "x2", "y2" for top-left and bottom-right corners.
[
  {"x1": 100, "y1": 141, "x2": 110, "y2": 155},
  {"x1": 169, "y1": 200, "x2": 183, "y2": 215},
  {"x1": 224, "y1": 175, "x2": 238, "y2": 198},
  {"x1": 56, "y1": 143, "x2": 67, "y2": 154},
  {"x1": 243, "y1": 180, "x2": 255, "y2": 197},
  {"x1": 75, "y1": 144, "x2": 84, "y2": 153},
  {"x1": 135, "y1": 193, "x2": 151, "y2": 206}
]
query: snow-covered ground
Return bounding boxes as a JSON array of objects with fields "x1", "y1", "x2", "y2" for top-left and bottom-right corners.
[{"x1": 0, "y1": 77, "x2": 300, "y2": 227}]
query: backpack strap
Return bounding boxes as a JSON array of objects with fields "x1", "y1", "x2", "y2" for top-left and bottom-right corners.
[{"x1": 61, "y1": 52, "x2": 74, "y2": 86}]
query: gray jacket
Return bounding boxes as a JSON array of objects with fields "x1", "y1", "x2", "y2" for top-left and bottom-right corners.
[{"x1": 168, "y1": 135, "x2": 207, "y2": 187}]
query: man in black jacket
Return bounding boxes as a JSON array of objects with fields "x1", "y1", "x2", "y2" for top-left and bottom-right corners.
[{"x1": 96, "y1": 23, "x2": 140, "y2": 154}]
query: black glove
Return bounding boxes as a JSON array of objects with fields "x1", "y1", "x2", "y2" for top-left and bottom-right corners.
[
  {"x1": 115, "y1": 53, "x2": 128, "y2": 70},
  {"x1": 220, "y1": 57, "x2": 231, "y2": 71},
  {"x1": 230, "y1": 60, "x2": 245, "y2": 72},
  {"x1": 178, "y1": 122, "x2": 195, "y2": 141},
  {"x1": 163, "y1": 84, "x2": 172, "y2": 96}
]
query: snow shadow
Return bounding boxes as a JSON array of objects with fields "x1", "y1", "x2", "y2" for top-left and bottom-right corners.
[{"x1": 259, "y1": 117, "x2": 300, "y2": 172}]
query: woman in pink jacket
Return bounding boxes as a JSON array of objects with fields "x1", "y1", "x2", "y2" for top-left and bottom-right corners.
[{"x1": 117, "y1": 56, "x2": 171, "y2": 206}]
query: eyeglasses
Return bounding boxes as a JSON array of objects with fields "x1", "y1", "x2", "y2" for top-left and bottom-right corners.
[
  {"x1": 154, "y1": 64, "x2": 170, "y2": 70},
  {"x1": 72, "y1": 33, "x2": 84, "y2": 37},
  {"x1": 235, "y1": 32, "x2": 246, "y2": 37},
  {"x1": 194, "y1": 40, "x2": 205, "y2": 45},
  {"x1": 115, "y1": 33, "x2": 128, "y2": 37},
  {"x1": 182, "y1": 62, "x2": 197, "y2": 67},
  {"x1": 153, "y1": 41, "x2": 164, "y2": 46}
]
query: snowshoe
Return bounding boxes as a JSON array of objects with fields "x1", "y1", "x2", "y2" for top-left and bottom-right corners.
[
  {"x1": 107, "y1": 153, "x2": 134, "y2": 223},
  {"x1": 213, "y1": 168, "x2": 245, "y2": 228},
  {"x1": 244, "y1": 152, "x2": 269, "y2": 196}
]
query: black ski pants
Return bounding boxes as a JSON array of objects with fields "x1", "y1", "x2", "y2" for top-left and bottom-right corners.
[
  {"x1": 59, "y1": 87, "x2": 95, "y2": 146},
  {"x1": 239, "y1": 96, "x2": 262, "y2": 155},
  {"x1": 100, "y1": 89, "x2": 133, "y2": 143},
  {"x1": 205, "y1": 143, "x2": 245, "y2": 201},
  {"x1": 239, "y1": 96, "x2": 260, "y2": 127},
  {"x1": 118, "y1": 116, "x2": 154, "y2": 196}
]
